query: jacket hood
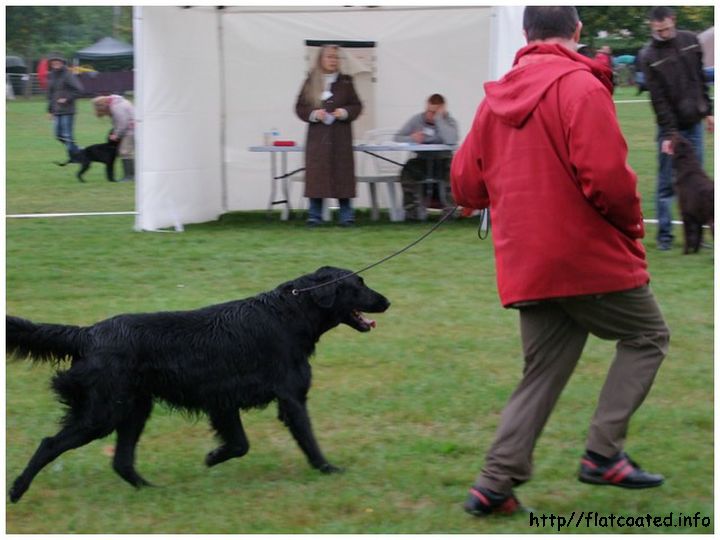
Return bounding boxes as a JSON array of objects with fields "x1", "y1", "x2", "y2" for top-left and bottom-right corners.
[
  {"x1": 47, "y1": 52, "x2": 67, "y2": 64},
  {"x1": 483, "y1": 43, "x2": 614, "y2": 128}
]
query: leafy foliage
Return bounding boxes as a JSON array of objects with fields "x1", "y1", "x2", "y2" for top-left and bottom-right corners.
[
  {"x1": 6, "y1": 6, "x2": 133, "y2": 68},
  {"x1": 577, "y1": 6, "x2": 713, "y2": 53}
]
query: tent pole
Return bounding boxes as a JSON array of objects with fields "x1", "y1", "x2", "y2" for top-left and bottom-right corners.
[
  {"x1": 133, "y1": 6, "x2": 144, "y2": 231},
  {"x1": 217, "y1": 7, "x2": 229, "y2": 213}
]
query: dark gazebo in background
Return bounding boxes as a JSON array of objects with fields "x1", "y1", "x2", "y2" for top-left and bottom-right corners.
[{"x1": 75, "y1": 36, "x2": 134, "y2": 96}]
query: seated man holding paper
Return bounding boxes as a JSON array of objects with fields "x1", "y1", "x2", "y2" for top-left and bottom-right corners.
[{"x1": 394, "y1": 93, "x2": 459, "y2": 220}]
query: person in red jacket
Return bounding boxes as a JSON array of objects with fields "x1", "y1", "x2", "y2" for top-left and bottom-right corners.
[{"x1": 451, "y1": 6, "x2": 670, "y2": 518}]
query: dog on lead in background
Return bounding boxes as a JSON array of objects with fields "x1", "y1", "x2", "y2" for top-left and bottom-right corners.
[
  {"x1": 54, "y1": 135, "x2": 119, "y2": 183},
  {"x1": 6, "y1": 266, "x2": 390, "y2": 503},
  {"x1": 670, "y1": 134, "x2": 714, "y2": 254}
]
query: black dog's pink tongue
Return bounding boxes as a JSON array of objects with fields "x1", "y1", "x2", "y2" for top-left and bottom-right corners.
[{"x1": 359, "y1": 312, "x2": 376, "y2": 329}]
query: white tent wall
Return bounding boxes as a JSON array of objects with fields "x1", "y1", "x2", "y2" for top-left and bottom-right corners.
[
  {"x1": 134, "y1": 6, "x2": 526, "y2": 230},
  {"x1": 134, "y1": 7, "x2": 224, "y2": 231}
]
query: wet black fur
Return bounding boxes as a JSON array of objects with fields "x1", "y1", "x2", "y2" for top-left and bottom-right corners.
[
  {"x1": 671, "y1": 134, "x2": 714, "y2": 254},
  {"x1": 6, "y1": 266, "x2": 390, "y2": 503},
  {"x1": 55, "y1": 136, "x2": 119, "y2": 182}
]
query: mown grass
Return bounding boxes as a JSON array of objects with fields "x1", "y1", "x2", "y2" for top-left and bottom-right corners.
[{"x1": 5, "y1": 87, "x2": 714, "y2": 533}]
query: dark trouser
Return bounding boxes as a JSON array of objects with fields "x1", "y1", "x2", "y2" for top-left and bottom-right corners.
[
  {"x1": 400, "y1": 157, "x2": 453, "y2": 220},
  {"x1": 476, "y1": 286, "x2": 669, "y2": 495},
  {"x1": 656, "y1": 122, "x2": 704, "y2": 247},
  {"x1": 308, "y1": 198, "x2": 353, "y2": 224},
  {"x1": 53, "y1": 113, "x2": 80, "y2": 158}
]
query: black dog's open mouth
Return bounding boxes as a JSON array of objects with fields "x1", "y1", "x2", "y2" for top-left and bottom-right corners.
[{"x1": 346, "y1": 309, "x2": 377, "y2": 332}]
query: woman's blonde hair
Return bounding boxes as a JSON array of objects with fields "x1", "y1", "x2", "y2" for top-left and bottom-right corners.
[
  {"x1": 300, "y1": 44, "x2": 342, "y2": 108},
  {"x1": 92, "y1": 96, "x2": 110, "y2": 117}
]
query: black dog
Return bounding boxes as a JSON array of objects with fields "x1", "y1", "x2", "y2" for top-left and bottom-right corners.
[
  {"x1": 7, "y1": 266, "x2": 390, "y2": 503},
  {"x1": 55, "y1": 137, "x2": 119, "y2": 182},
  {"x1": 671, "y1": 134, "x2": 714, "y2": 254}
]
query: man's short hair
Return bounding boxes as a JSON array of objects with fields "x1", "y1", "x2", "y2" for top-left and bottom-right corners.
[
  {"x1": 428, "y1": 93, "x2": 445, "y2": 105},
  {"x1": 523, "y1": 6, "x2": 580, "y2": 42},
  {"x1": 648, "y1": 6, "x2": 675, "y2": 22}
]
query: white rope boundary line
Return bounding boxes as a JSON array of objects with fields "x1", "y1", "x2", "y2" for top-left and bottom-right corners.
[{"x1": 7, "y1": 211, "x2": 137, "y2": 218}]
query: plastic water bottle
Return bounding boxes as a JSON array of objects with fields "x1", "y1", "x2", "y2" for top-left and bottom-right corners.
[{"x1": 271, "y1": 127, "x2": 280, "y2": 144}]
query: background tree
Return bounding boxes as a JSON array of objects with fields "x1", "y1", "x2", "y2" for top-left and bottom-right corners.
[
  {"x1": 7, "y1": 6, "x2": 133, "y2": 68},
  {"x1": 578, "y1": 5, "x2": 713, "y2": 54}
]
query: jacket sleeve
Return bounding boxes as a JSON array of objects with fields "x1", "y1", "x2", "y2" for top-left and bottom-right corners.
[
  {"x1": 567, "y1": 86, "x2": 644, "y2": 239},
  {"x1": 435, "y1": 114, "x2": 459, "y2": 144},
  {"x1": 394, "y1": 115, "x2": 418, "y2": 143},
  {"x1": 641, "y1": 50, "x2": 677, "y2": 137},
  {"x1": 338, "y1": 76, "x2": 362, "y2": 122},
  {"x1": 696, "y1": 37, "x2": 713, "y2": 116},
  {"x1": 450, "y1": 107, "x2": 489, "y2": 210},
  {"x1": 295, "y1": 78, "x2": 315, "y2": 123},
  {"x1": 66, "y1": 72, "x2": 84, "y2": 101},
  {"x1": 111, "y1": 101, "x2": 133, "y2": 138}
]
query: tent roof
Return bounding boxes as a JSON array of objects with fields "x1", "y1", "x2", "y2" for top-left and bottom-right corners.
[{"x1": 76, "y1": 37, "x2": 133, "y2": 60}]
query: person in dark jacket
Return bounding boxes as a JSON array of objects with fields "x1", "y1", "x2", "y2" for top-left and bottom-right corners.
[
  {"x1": 640, "y1": 6, "x2": 714, "y2": 250},
  {"x1": 46, "y1": 53, "x2": 84, "y2": 161},
  {"x1": 452, "y1": 6, "x2": 669, "y2": 518},
  {"x1": 295, "y1": 44, "x2": 363, "y2": 226}
]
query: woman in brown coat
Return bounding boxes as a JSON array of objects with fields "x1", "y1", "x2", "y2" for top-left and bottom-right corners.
[{"x1": 295, "y1": 45, "x2": 363, "y2": 226}]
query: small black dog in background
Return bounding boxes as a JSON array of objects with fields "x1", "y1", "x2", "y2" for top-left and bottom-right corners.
[
  {"x1": 6, "y1": 266, "x2": 390, "y2": 503},
  {"x1": 671, "y1": 134, "x2": 714, "y2": 254},
  {"x1": 55, "y1": 136, "x2": 119, "y2": 182}
]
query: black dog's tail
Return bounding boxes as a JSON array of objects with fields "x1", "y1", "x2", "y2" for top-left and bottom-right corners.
[{"x1": 6, "y1": 315, "x2": 85, "y2": 363}]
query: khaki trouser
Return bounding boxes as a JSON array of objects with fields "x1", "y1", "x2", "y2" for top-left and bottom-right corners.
[
  {"x1": 477, "y1": 285, "x2": 670, "y2": 495},
  {"x1": 119, "y1": 131, "x2": 135, "y2": 159}
]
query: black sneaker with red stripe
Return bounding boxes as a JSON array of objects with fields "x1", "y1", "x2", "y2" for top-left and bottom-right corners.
[
  {"x1": 578, "y1": 451, "x2": 664, "y2": 489},
  {"x1": 463, "y1": 485, "x2": 523, "y2": 517}
]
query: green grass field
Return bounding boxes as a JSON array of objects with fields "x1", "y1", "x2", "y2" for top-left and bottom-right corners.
[{"x1": 5, "y1": 88, "x2": 714, "y2": 533}]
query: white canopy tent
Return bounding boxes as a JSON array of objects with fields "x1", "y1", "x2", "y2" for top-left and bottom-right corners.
[{"x1": 133, "y1": 6, "x2": 526, "y2": 231}]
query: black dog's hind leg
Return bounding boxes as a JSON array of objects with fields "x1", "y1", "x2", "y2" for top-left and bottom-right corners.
[
  {"x1": 277, "y1": 396, "x2": 341, "y2": 473},
  {"x1": 112, "y1": 398, "x2": 154, "y2": 488},
  {"x1": 77, "y1": 161, "x2": 91, "y2": 183},
  {"x1": 205, "y1": 409, "x2": 250, "y2": 467},
  {"x1": 9, "y1": 422, "x2": 111, "y2": 503}
]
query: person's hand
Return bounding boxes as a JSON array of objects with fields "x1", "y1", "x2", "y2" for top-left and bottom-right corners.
[
  {"x1": 314, "y1": 109, "x2": 326, "y2": 122},
  {"x1": 411, "y1": 131, "x2": 425, "y2": 143},
  {"x1": 661, "y1": 139, "x2": 673, "y2": 155},
  {"x1": 332, "y1": 108, "x2": 346, "y2": 119},
  {"x1": 109, "y1": 133, "x2": 119, "y2": 141},
  {"x1": 57, "y1": 98, "x2": 67, "y2": 104},
  {"x1": 706, "y1": 115, "x2": 714, "y2": 132}
]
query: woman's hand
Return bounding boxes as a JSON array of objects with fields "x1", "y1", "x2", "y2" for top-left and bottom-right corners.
[{"x1": 314, "y1": 109, "x2": 327, "y2": 122}]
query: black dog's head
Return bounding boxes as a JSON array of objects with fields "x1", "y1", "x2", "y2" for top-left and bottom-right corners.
[
  {"x1": 671, "y1": 134, "x2": 697, "y2": 169},
  {"x1": 292, "y1": 266, "x2": 390, "y2": 332}
]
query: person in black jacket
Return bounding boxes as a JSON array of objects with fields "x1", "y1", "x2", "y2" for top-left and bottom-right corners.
[
  {"x1": 46, "y1": 52, "x2": 84, "y2": 162},
  {"x1": 640, "y1": 7, "x2": 714, "y2": 251}
]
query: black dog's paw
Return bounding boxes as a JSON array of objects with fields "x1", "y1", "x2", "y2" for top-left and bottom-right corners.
[
  {"x1": 9, "y1": 480, "x2": 26, "y2": 503},
  {"x1": 205, "y1": 449, "x2": 223, "y2": 467},
  {"x1": 318, "y1": 463, "x2": 344, "y2": 474}
]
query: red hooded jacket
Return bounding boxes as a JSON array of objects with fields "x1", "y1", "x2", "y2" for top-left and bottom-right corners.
[{"x1": 451, "y1": 43, "x2": 649, "y2": 307}]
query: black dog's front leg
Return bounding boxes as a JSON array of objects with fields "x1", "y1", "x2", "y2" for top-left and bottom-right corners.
[
  {"x1": 277, "y1": 397, "x2": 342, "y2": 473},
  {"x1": 77, "y1": 161, "x2": 91, "y2": 183},
  {"x1": 105, "y1": 161, "x2": 116, "y2": 182}
]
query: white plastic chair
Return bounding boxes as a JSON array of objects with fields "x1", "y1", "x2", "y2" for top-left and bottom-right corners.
[{"x1": 355, "y1": 128, "x2": 406, "y2": 221}]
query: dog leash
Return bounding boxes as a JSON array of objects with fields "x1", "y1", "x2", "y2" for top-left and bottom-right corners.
[{"x1": 291, "y1": 206, "x2": 489, "y2": 295}]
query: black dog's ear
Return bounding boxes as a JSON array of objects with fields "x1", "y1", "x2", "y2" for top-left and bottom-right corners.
[{"x1": 310, "y1": 282, "x2": 337, "y2": 309}]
